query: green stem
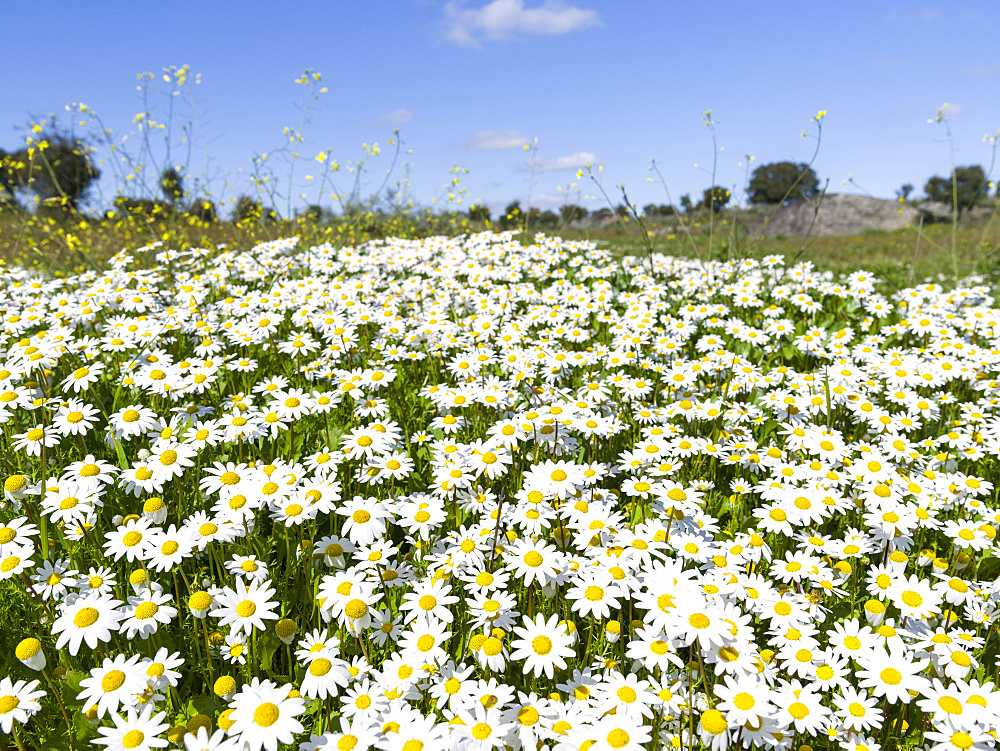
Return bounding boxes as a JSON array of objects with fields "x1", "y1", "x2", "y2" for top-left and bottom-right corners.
[{"x1": 42, "y1": 667, "x2": 75, "y2": 751}]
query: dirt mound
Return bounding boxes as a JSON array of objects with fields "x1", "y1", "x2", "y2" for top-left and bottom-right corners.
[{"x1": 757, "y1": 193, "x2": 919, "y2": 237}]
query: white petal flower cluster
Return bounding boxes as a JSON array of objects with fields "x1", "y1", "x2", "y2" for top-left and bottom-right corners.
[{"x1": 1, "y1": 233, "x2": 999, "y2": 751}]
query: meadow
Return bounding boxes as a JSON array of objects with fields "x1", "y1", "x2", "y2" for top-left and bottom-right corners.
[
  {"x1": 2, "y1": 201, "x2": 998, "y2": 283},
  {"x1": 0, "y1": 219, "x2": 999, "y2": 750},
  {"x1": 3, "y1": 63, "x2": 1000, "y2": 750}
]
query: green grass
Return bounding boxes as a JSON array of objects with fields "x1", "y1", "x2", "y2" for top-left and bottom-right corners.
[
  {"x1": 2, "y1": 200, "x2": 999, "y2": 288},
  {"x1": 560, "y1": 209, "x2": 1000, "y2": 287}
]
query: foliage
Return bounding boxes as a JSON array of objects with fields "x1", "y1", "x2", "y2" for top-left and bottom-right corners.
[
  {"x1": 499, "y1": 200, "x2": 522, "y2": 229},
  {"x1": 468, "y1": 204, "x2": 491, "y2": 223},
  {"x1": 895, "y1": 183, "x2": 914, "y2": 202},
  {"x1": 642, "y1": 203, "x2": 675, "y2": 217},
  {"x1": 232, "y1": 195, "x2": 278, "y2": 225},
  {"x1": 525, "y1": 207, "x2": 559, "y2": 229},
  {"x1": 187, "y1": 198, "x2": 218, "y2": 223},
  {"x1": 2, "y1": 126, "x2": 101, "y2": 211},
  {"x1": 747, "y1": 161, "x2": 820, "y2": 205},
  {"x1": 111, "y1": 196, "x2": 169, "y2": 219},
  {"x1": 560, "y1": 204, "x2": 587, "y2": 223},
  {"x1": 700, "y1": 185, "x2": 731, "y2": 213},
  {"x1": 159, "y1": 167, "x2": 185, "y2": 209},
  {"x1": 297, "y1": 204, "x2": 331, "y2": 224},
  {"x1": 923, "y1": 165, "x2": 990, "y2": 217},
  {"x1": 0, "y1": 148, "x2": 20, "y2": 203}
]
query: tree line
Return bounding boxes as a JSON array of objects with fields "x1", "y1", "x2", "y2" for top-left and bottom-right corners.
[{"x1": 1, "y1": 130, "x2": 995, "y2": 224}]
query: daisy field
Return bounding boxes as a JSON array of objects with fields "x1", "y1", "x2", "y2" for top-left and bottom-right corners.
[{"x1": 0, "y1": 231, "x2": 999, "y2": 751}]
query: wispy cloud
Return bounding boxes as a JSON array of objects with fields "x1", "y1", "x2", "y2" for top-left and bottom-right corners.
[
  {"x1": 962, "y1": 62, "x2": 1000, "y2": 77},
  {"x1": 529, "y1": 151, "x2": 596, "y2": 172},
  {"x1": 378, "y1": 109, "x2": 413, "y2": 127},
  {"x1": 442, "y1": 0, "x2": 600, "y2": 48},
  {"x1": 468, "y1": 130, "x2": 531, "y2": 150},
  {"x1": 526, "y1": 192, "x2": 566, "y2": 209}
]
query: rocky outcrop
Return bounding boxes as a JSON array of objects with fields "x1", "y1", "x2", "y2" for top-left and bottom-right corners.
[
  {"x1": 756, "y1": 194, "x2": 919, "y2": 237},
  {"x1": 915, "y1": 201, "x2": 990, "y2": 221}
]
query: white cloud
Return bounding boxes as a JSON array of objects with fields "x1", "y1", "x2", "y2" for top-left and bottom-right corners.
[
  {"x1": 469, "y1": 130, "x2": 531, "y2": 150},
  {"x1": 525, "y1": 192, "x2": 565, "y2": 209},
  {"x1": 918, "y1": 8, "x2": 939, "y2": 21},
  {"x1": 442, "y1": 0, "x2": 600, "y2": 48},
  {"x1": 532, "y1": 151, "x2": 596, "y2": 172},
  {"x1": 378, "y1": 109, "x2": 413, "y2": 127}
]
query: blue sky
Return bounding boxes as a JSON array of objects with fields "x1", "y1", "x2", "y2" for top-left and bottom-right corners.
[{"x1": 2, "y1": 0, "x2": 999, "y2": 216}]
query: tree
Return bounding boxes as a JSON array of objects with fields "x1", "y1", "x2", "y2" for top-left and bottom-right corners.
[
  {"x1": 188, "y1": 198, "x2": 218, "y2": 223},
  {"x1": 159, "y1": 167, "x2": 185, "y2": 209},
  {"x1": 701, "y1": 186, "x2": 731, "y2": 213},
  {"x1": 923, "y1": 165, "x2": 989, "y2": 217},
  {"x1": 642, "y1": 203, "x2": 675, "y2": 217},
  {"x1": 895, "y1": 183, "x2": 914, "y2": 202},
  {"x1": 113, "y1": 196, "x2": 167, "y2": 218},
  {"x1": 21, "y1": 130, "x2": 101, "y2": 212},
  {"x1": 298, "y1": 204, "x2": 331, "y2": 223},
  {"x1": 747, "y1": 161, "x2": 819, "y2": 205},
  {"x1": 232, "y1": 196, "x2": 277, "y2": 224},
  {"x1": 679, "y1": 194, "x2": 693, "y2": 214},
  {"x1": 500, "y1": 200, "x2": 522, "y2": 229},
  {"x1": 468, "y1": 204, "x2": 491, "y2": 223},
  {"x1": 0, "y1": 148, "x2": 20, "y2": 205},
  {"x1": 560, "y1": 204, "x2": 587, "y2": 223},
  {"x1": 526, "y1": 207, "x2": 558, "y2": 228}
]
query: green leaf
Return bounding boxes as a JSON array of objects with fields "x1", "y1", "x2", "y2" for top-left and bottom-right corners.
[
  {"x1": 63, "y1": 669, "x2": 87, "y2": 698},
  {"x1": 112, "y1": 437, "x2": 129, "y2": 470},
  {"x1": 73, "y1": 705, "x2": 95, "y2": 742},
  {"x1": 191, "y1": 694, "x2": 216, "y2": 718},
  {"x1": 257, "y1": 631, "x2": 281, "y2": 676}
]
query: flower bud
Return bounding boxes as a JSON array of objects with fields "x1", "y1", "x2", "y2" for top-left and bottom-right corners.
[
  {"x1": 15, "y1": 637, "x2": 46, "y2": 671},
  {"x1": 275, "y1": 618, "x2": 297, "y2": 644},
  {"x1": 214, "y1": 675, "x2": 237, "y2": 700},
  {"x1": 189, "y1": 590, "x2": 213, "y2": 618}
]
